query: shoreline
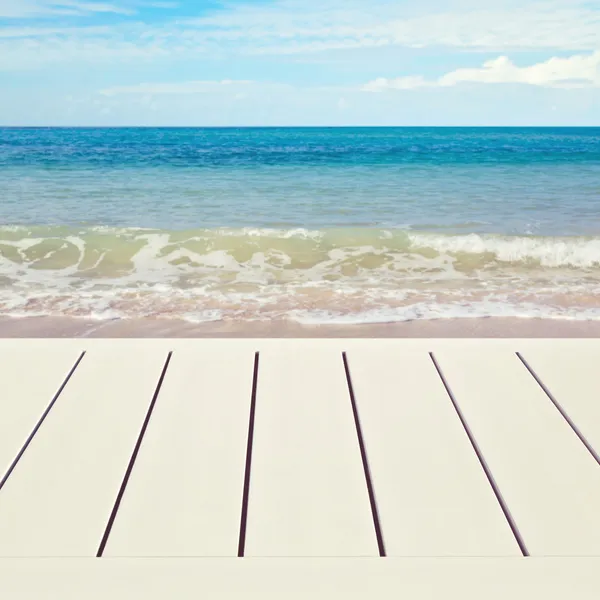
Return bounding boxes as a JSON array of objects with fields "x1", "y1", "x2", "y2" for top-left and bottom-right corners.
[{"x1": 0, "y1": 315, "x2": 600, "y2": 338}]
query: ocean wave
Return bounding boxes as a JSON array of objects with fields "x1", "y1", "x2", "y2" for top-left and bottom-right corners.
[
  {"x1": 408, "y1": 232, "x2": 600, "y2": 268},
  {"x1": 1, "y1": 226, "x2": 600, "y2": 273},
  {"x1": 0, "y1": 225, "x2": 599, "y2": 321}
]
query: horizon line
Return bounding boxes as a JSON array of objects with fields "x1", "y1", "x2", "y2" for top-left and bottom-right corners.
[{"x1": 1, "y1": 125, "x2": 599, "y2": 129}]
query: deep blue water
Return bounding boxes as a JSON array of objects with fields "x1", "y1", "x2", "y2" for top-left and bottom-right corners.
[{"x1": 1, "y1": 127, "x2": 599, "y2": 235}]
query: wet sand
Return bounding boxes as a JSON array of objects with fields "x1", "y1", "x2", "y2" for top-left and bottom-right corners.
[{"x1": 0, "y1": 316, "x2": 598, "y2": 338}]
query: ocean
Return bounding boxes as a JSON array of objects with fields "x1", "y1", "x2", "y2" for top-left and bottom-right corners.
[{"x1": 1, "y1": 126, "x2": 599, "y2": 324}]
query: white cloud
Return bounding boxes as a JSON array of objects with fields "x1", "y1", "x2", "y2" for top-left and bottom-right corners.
[
  {"x1": 60, "y1": 1, "x2": 134, "y2": 14},
  {"x1": 441, "y1": 52, "x2": 600, "y2": 88},
  {"x1": 2, "y1": 0, "x2": 600, "y2": 73},
  {"x1": 0, "y1": 0, "x2": 133, "y2": 18},
  {"x1": 363, "y1": 76, "x2": 429, "y2": 91},
  {"x1": 181, "y1": 0, "x2": 600, "y2": 53},
  {"x1": 363, "y1": 51, "x2": 600, "y2": 91},
  {"x1": 0, "y1": 25, "x2": 112, "y2": 37},
  {"x1": 0, "y1": 36, "x2": 167, "y2": 70}
]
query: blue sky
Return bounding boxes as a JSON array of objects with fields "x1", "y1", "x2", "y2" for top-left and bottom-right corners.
[{"x1": 1, "y1": 0, "x2": 599, "y2": 125}]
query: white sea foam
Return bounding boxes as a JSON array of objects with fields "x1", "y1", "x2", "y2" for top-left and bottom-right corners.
[
  {"x1": 289, "y1": 302, "x2": 600, "y2": 325},
  {"x1": 408, "y1": 232, "x2": 600, "y2": 268}
]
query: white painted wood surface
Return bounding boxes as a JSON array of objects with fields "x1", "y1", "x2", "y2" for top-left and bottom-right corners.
[
  {"x1": 104, "y1": 346, "x2": 256, "y2": 557},
  {"x1": 0, "y1": 338, "x2": 599, "y2": 569},
  {"x1": 518, "y1": 346, "x2": 600, "y2": 461},
  {"x1": 345, "y1": 348, "x2": 520, "y2": 556},
  {"x1": 433, "y1": 347, "x2": 600, "y2": 556},
  {"x1": 0, "y1": 344, "x2": 82, "y2": 480},
  {"x1": 0, "y1": 346, "x2": 168, "y2": 557},
  {"x1": 244, "y1": 344, "x2": 379, "y2": 557},
  {"x1": 1, "y1": 558, "x2": 600, "y2": 600}
]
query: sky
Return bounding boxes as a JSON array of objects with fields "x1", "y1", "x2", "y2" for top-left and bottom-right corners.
[{"x1": 0, "y1": 0, "x2": 599, "y2": 126}]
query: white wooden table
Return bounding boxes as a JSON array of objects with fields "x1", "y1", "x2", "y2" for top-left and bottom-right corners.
[{"x1": 0, "y1": 339, "x2": 599, "y2": 598}]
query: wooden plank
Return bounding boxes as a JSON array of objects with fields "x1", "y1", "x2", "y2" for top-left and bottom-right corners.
[
  {"x1": 433, "y1": 346, "x2": 600, "y2": 556},
  {"x1": 0, "y1": 344, "x2": 82, "y2": 481},
  {"x1": 1, "y1": 558, "x2": 600, "y2": 600},
  {"x1": 103, "y1": 345, "x2": 256, "y2": 557},
  {"x1": 0, "y1": 345, "x2": 169, "y2": 557},
  {"x1": 517, "y1": 345, "x2": 600, "y2": 463},
  {"x1": 345, "y1": 348, "x2": 520, "y2": 556},
  {"x1": 244, "y1": 344, "x2": 379, "y2": 557}
]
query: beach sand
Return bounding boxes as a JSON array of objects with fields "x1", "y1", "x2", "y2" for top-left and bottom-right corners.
[{"x1": 0, "y1": 316, "x2": 598, "y2": 338}]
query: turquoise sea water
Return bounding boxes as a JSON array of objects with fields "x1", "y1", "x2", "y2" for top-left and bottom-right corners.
[{"x1": 1, "y1": 127, "x2": 599, "y2": 322}]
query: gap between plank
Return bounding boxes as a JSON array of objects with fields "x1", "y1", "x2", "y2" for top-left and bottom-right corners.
[
  {"x1": 343, "y1": 352, "x2": 386, "y2": 557},
  {"x1": 429, "y1": 352, "x2": 530, "y2": 557},
  {"x1": 237, "y1": 352, "x2": 260, "y2": 558},
  {"x1": 0, "y1": 351, "x2": 86, "y2": 493},
  {"x1": 517, "y1": 352, "x2": 600, "y2": 467},
  {"x1": 96, "y1": 351, "x2": 173, "y2": 558}
]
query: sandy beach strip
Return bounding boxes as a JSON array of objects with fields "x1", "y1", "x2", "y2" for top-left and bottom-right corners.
[{"x1": 0, "y1": 316, "x2": 599, "y2": 338}]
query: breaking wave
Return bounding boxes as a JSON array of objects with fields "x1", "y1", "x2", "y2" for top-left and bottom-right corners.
[{"x1": 0, "y1": 226, "x2": 599, "y2": 322}]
